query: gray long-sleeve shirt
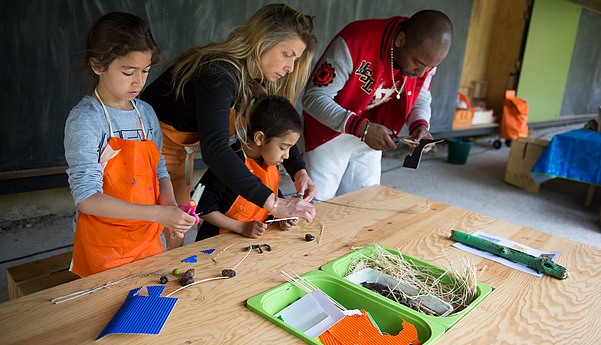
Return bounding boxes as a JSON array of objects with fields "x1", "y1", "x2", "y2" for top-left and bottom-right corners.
[{"x1": 64, "y1": 96, "x2": 168, "y2": 206}]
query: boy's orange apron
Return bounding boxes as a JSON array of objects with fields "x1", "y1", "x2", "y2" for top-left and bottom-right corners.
[
  {"x1": 71, "y1": 91, "x2": 164, "y2": 277},
  {"x1": 220, "y1": 157, "x2": 279, "y2": 233}
]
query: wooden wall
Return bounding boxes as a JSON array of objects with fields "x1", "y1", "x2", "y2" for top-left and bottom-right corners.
[{"x1": 459, "y1": 0, "x2": 531, "y2": 118}]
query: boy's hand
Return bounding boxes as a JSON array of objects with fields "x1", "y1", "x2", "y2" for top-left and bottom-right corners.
[
  {"x1": 279, "y1": 218, "x2": 298, "y2": 230},
  {"x1": 241, "y1": 220, "x2": 267, "y2": 238}
]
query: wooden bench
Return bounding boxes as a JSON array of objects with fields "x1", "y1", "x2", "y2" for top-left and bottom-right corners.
[{"x1": 6, "y1": 251, "x2": 79, "y2": 300}]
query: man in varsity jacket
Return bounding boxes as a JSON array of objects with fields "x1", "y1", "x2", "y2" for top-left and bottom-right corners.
[{"x1": 302, "y1": 10, "x2": 453, "y2": 200}]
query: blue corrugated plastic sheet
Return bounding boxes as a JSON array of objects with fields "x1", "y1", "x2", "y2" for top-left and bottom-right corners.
[{"x1": 96, "y1": 285, "x2": 177, "y2": 340}]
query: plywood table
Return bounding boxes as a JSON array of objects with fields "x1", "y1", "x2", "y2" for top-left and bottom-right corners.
[{"x1": 0, "y1": 186, "x2": 599, "y2": 344}]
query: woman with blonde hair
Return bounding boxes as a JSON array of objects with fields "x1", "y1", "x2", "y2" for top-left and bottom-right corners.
[{"x1": 142, "y1": 3, "x2": 317, "y2": 246}]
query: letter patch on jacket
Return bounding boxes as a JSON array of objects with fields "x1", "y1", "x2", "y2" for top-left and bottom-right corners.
[{"x1": 355, "y1": 60, "x2": 374, "y2": 94}]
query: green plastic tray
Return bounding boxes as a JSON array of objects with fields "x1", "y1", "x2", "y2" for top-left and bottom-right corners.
[
  {"x1": 320, "y1": 243, "x2": 493, "y2": 330},
  {"x1": 247, "y1": 270, "x2": 445, "y2": 345}
]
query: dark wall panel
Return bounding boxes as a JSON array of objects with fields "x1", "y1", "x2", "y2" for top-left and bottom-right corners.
[
  {"x1": 561, "y1": 9, "x2": 601, "y2": 116},
  {"x1": 0, "y1": 0, "x2": 471, "y2": 174}
]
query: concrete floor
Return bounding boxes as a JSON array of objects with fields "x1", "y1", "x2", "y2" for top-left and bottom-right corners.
[{"x1": 1, "y1": 124, "x2": 600, "y2": 303}]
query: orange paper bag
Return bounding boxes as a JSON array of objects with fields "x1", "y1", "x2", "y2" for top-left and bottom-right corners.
[{"x1": 501, "y1": 90, "x2": 528, "y2": 140}]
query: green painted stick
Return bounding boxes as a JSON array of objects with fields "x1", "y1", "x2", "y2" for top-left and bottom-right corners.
[{"x1": 450, "y1": 230, "x2": 569, "y2": 280}]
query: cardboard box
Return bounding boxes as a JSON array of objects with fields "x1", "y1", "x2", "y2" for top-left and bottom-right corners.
[
  {"x1": 504, "y1": 138, "x2": 550, "y2": 192},
  {"x1": 6, "y1": 251, "x2": 79, "y2": 300},
  {"x1": 453, "y1": 109, "x2": 474, "y2": 129},
  {"x1": 472, "y1": 109, "x2": 495, "y2": 125}
]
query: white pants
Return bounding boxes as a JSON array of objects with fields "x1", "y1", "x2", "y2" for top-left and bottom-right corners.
[{"x1": 303, "y1": 134, "x2": 381, "y2": 201}]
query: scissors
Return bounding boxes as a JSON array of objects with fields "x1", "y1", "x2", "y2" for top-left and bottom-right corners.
[
  {"x1": 391, "y1": 131, "x2": 419, "y2": 145},
  {"x1": 179, "y1": 183, "x2": 205, "y2": 225}
]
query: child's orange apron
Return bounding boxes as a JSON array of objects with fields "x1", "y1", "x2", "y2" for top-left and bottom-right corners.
[
  {"x1": 71, "y1": 92, "x2": 164, "y2": 277},
  {"x1": 160, "y1": 108, "x2": 238, "y2": 206},
  {"x1": 220, "y1": 157, "x2": 279, "y2": 234}
]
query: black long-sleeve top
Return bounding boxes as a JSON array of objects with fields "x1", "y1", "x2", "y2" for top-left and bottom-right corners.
[
  {"x1": 141, "y1": 61, "x2": 305, "y2": 208},
  {"x1": 194, "y1": 141, "x2": 283, "y2": 241}
]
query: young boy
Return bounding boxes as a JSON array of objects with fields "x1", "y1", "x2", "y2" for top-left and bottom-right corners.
[{"x1": 195, "y1": 95, "x2": 303, "y2": 240}]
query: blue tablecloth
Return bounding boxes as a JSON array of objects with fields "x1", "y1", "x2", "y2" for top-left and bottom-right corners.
[{"x1": 532, "y1": 129, "x2": 601, "y2": 186}]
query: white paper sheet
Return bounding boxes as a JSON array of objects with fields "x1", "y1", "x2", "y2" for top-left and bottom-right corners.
[{"x1": 452, "y1": 231, "x2": 561, "y2": 277}]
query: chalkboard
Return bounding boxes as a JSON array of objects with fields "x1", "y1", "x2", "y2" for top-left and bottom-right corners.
[
  {"x1": 0, "y1": 0, "x2": 471, "y2": 176},
  {"x1": 561, "y1": 8, "x2": 601, "y2": 116}
]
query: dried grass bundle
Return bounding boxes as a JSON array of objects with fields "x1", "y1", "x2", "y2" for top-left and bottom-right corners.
[{"x1": 348, "y1": 244, "x2": 480, "y2": 315}]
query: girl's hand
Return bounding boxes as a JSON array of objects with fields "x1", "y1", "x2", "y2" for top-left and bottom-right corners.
[
  {"x1": 294, "y1": 169, "x2": 317, "y2": 202},
  {"x1": 241, "y1": 220, "x2": 267, "y2": 238},
  {"x1": 279, "y1": 218, "x2": 298, "y2": 230},
  {"x1": 156, "y1": 205, "x2": 197, "y2": 231}
]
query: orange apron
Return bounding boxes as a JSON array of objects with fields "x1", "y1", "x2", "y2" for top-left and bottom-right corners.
[
  {"x1": 71, "y1": 92, "x2": 164, "y2": 277},
  {"x1": 220, "y1": 157, "x2": 279, "y2": 234}
]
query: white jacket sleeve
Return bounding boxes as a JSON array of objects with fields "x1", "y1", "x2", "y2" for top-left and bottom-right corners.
[
  {"x1": 302, "y1": 37, "x2": 356, "y2": 132},
  {"x1": 406, "y1": 67, "x2": 435, "y2": 128}
]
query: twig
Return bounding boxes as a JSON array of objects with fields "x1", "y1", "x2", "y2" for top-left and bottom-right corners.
[
  {"x1": 316, "y1": 199, "x2": 431, "y2": 214},
  {"x1": 50, "y1": 269, "x2": 165, "y2": 304},
  {"x1": 317, "y1": 220, "x2": 325, "y2": 244},
  {"x1": 212, "y1": 241, "x2": 241, "y2": 264}
]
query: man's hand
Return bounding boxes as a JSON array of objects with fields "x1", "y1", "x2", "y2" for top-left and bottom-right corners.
[
  {"x1": 409, "y1": 125, "x2": 434, "y2": 153},
  {"x1": 362, "y1": 122, "x2": 397, "y2": 151},
  {"x1": 293, "y1": 169, "x2": 317, "y2": 202}
]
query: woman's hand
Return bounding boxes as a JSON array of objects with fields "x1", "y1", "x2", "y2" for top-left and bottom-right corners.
[
  {"x1": 293, "y1": 169, "x2": 317, "y2": 202},
  {"x1": 271, "y1": 196, "x2": 315, "y2": 223}
]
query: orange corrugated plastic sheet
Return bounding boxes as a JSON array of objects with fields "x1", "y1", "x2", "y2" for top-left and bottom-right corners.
[
  {"x1": 318, "y1": 310, "x2": 421, "y2": 345},
  {"x1": 501, "y1": 90, "x2": 528, "y2": 140}
]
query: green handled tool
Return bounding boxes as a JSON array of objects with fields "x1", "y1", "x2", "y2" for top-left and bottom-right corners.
[{"x1": 450, "y1": 230, "x2": 569, "y2": 280}]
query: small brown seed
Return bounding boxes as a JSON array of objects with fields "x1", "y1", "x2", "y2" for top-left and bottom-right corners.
[
  {"x1": 179, "y1": 276, "x2": 194, "y2": 286},
  {"x1": 183, "y1": 269, "x2": 195, "y2": 278},
  {"x1": 221, "y1": 269, "x2": 236, "y2": 278},
  {"x1": 305, "y1": 233, "x2": 315, "y2": 241}
]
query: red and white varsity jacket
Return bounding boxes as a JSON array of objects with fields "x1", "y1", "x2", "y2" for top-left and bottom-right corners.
[{"x1": 302, "y1": 16, "x2": 434, "y2": 152}]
